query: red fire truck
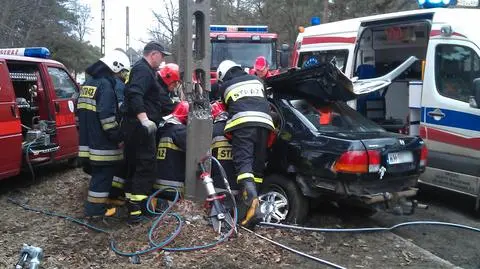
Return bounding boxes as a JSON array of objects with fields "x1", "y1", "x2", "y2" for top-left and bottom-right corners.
[
  {"x1": 209, "y1": 25, "x2": 279, "y2": 83},
  {"x1": 0, "y1": 47, "x2": 79, "y2": 180}
]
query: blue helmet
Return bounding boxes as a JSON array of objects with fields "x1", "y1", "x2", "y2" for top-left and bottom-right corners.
[{"x1": 302, "y1": 56, "x2": 320, "y2": 69}]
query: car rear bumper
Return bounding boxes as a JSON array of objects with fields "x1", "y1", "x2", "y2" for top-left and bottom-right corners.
[
  {"x1": 296, "y1": 173, "x2": 420, "y2": 204},
  {"x1": 360, "y1": 187, "x2": 418, "y2": 204}
]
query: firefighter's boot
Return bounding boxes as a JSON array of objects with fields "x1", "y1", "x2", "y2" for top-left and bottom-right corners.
[
  {"x1": 240, "y1": 179, "x2": 264, "y2": 229},
  {"x1": 126, "y1": 199, "x2": 150, "y2": 224}
]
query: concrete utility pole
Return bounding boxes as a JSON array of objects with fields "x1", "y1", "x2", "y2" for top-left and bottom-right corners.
[
  {"x1": 101, "y1": 0, "x2": 105, "y2": 56},
  {"x1": 126, "y1": 6, "x2": 130, "y2": 52},
  {"x1": 179, "y1": 0, "x2": 212, "y2": 201}
]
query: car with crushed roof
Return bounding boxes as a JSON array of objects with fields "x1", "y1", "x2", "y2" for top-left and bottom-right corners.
[{"x1": 259, "y1": 61, "x2": 427, "y2": 224}]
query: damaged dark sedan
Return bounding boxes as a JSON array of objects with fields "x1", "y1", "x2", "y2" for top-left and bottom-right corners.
[{"x1": 259, "y1": 63, "x2": 427, "y2": 224}]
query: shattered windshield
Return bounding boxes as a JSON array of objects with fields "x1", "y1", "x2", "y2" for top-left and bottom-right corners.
[
  {"x1": 211, "y1": 41, "x2": 276, "y2": 70},
  {"x1": 287, "y1": 99, "x2": 385, "y2": 133}
]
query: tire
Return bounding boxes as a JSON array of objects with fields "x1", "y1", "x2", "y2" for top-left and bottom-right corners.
[{"x1": 259, "y1": 174, "x2": 309, "y2": 224}]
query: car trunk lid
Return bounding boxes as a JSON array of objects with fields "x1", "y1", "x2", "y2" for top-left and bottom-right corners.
[
  {"x1": 266, "y1": 56, "x2": 417, "y2": 102},
  {"x1": 360, "y1": 135, "x2": 424, "y2": 176}
]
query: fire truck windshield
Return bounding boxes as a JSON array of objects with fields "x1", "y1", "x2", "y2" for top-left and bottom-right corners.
[{"x1": 211, "y1": 40, "x2": 276, "y2": 70}]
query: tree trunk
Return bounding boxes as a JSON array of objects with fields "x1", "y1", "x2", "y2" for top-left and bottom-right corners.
[{"x1": 323, "y1": 0, "x2": 329, "y2": 23}]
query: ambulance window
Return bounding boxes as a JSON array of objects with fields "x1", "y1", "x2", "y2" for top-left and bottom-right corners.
[
  {"x1": 47, "y1": 67, "x2": 78, "y2": 99},
  {"x1": 435, "y1": 44, "x2": 480, "y2": 103},
  {"x1": 298, "y1": 50, "x2": 348, "y2": 73}
]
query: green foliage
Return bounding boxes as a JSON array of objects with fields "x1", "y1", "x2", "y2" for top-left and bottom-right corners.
[{"x1": 0, "y1": 0, "x2": 100, "y2": 73}]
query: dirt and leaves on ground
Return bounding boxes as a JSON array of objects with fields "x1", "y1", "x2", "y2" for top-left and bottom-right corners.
[{"x1": 0, "y1": 166, "x2": 459, "y2": 268}]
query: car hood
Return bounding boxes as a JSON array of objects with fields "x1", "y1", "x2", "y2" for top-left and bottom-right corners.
[{"x1": 266, "y1": 56, "x2": 418, "y2": 102}]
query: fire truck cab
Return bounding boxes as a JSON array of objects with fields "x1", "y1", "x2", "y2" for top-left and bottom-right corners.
[
  {"x1": 209, "y1": 25, "x2": 278, "y2": 83},
  {"x1": 0, "y1": 47, "x2": 79, "y2": 180}
]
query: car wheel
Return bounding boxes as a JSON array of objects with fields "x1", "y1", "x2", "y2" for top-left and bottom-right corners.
[{"x1": 259, "y1": 175, "x2": 309, "y2": 224}]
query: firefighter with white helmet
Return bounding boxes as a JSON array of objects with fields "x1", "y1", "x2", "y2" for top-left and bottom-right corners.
[
  {"x1": 78, "y1": 49, "x2": 130, "y2": 219},
  {"x1": 216, "y1": 59, "x2": 275, "y2": 228}
]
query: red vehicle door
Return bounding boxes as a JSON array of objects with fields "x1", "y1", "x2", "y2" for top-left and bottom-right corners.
[
  {"x1": 0, "y1": 59, "x2": 22, "y2": 179},
  {"x1": 43, "y1": 64, "x2": 79, "y2": 160}
]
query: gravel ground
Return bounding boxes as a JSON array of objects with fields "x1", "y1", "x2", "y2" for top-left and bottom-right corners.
[{"x1": 0, "y1": 165, "x2": 470, "y2": 269}]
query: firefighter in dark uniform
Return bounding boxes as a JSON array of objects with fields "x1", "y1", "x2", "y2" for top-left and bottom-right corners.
[
  {"x1": 78, "y1": 50, "x2": 130, "y2": 218},
  {"x1": 121, "y1": 41, "x2": 175, "y2": 223},
  {"x1": 210, "y1": 101, "x2": 239, "y2": 195},
  {"x1": 216, "y1": 60, "x2": 275, "y2": 227},
  {"x1": 154, "y1": 101, "x2": 189, "y2": 201}
]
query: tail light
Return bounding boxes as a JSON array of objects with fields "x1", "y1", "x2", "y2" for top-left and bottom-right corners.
[
  {"x1": 420, "y1": 145, "x2": 428, "y2": 167},
  {"x1": 333, "y1": 150, "x2": 380, "y2": 174}
]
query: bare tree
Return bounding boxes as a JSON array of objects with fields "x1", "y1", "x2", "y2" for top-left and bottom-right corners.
[
  {"x1": 70, "y1": 1, "x2": 92, "y2": 42},
  {"x1": 150, "y1": 0, "x2": 178, "y2": 48}
]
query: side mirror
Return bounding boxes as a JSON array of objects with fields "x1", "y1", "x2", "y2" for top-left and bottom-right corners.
[
  {"x1": 471, "y1": 78, "x2": 480, "y2": 108},
  {"x1": 278, "y1": 43, "x2": 291, "y2": 69}
]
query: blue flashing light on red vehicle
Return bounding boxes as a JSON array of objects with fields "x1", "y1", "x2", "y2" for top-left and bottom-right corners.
[
  {"x1": 0, "y1": 47, "x2": 51, "y2": 59},
  {"x1": 210, "y1": 25, "x2": 268, "y2": 33}
]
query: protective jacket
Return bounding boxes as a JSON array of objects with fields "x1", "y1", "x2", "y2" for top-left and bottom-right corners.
[
  {"x1": 155, "y1": 119, "x2": 187, "y2": 197},
  {"x1": 78, "y1": 76, "x2": 123, "y2": 165},
  {"x1": 211, "y1": 116, "x2": 239, "y2": 193},
  {"x1": 218, "y1": 71, "x2": 274, "y2": 133},
  {"x1": 122, "y1": 58, "x2": 175, "y2": 124}
]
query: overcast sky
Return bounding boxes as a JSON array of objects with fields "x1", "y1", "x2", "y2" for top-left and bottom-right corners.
[{"x1": 79, "y1": 0, "x2": 168, "y2": 52}]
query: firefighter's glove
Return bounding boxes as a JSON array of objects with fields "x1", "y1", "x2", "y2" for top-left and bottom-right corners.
[
  {"x1": 140, "y1": 118, "x2": 157, "y2": 135},
  {"x1": 240, "y1": 179, "x2": 264, "y2": 228},
  {"x1": 242, "y1": 179, "x2": 258, "y2": 205}
]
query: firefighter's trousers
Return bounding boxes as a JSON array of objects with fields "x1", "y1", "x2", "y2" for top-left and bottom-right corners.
[
  {"x1": 123, "y1": 120, "x2": 157, "y2": 211},
  {"x1": 109, "y1": 163, "x2": 127, "y2": 206},
  {"x1": 231, "y1": 126, "x2": 269, "y2": 184},
  {"x1": 85, "y1": 165, "x2": 117, "y2": 216}
]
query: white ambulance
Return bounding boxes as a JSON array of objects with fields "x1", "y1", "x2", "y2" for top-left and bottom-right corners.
[{"x1": 292, "y1": 4, "x2": 480, "y2": 208}]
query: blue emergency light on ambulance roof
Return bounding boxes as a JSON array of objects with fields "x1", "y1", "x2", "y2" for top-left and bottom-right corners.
[
  {"x1": 311, "y1": 17, "x2": 321, "y2": 26},
  {"x1": 210, "y1": 25, "x2": 268, "y2": 33},
  {"x1": 418, "y1": 0, "x2": 455, "y2": 8}
]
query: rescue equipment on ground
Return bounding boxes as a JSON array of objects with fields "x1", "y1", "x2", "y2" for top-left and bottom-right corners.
[{"x1": 15, "y1": 244, "x2": 43, "y2": 269}]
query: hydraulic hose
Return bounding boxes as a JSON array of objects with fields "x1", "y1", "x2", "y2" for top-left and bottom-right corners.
[
  {"x1": 110, "y1": 155, "x2": 238, "y2": 256},
  {"x1": 240, "y1": 226, "x2": 347, "y2": 269},
  {"x1": 260, "y1": 221, "x2": 480, "y2": 234},
  {"x1": 7, "y1": 198, "x2": 110, "y2": 234}
]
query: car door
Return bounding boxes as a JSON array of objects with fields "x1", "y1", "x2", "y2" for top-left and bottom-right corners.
[
  {"x1": 44, "y1": 65, "x2": 79, "y2": 161},
  {"x1": 0, "y1": 59, "x2": 22, "y2": 179},
  {"x1": 419, "y1": 39, "x2": 480, "y2": 196}
]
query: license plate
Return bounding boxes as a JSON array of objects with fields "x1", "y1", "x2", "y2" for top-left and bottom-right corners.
[{"x1": 387, "y1": 151, "x2": 413, "y2": 165}]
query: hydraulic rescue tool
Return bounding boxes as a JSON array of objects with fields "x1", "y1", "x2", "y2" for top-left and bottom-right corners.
[
  {"x1": 15, "y1": 244, "x2": 43, "y2": 269},
  {"x1": 199, "y1": 156, "x2": 237, "y2": 235}
]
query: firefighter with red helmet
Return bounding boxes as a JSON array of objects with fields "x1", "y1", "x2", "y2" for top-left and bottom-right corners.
[
  {"x1": 158, "y1": 63, "x2": 181, "y2": 92},
  {"x1": 78, "y1": 49, "x2": 130, "y2": 218},
  {"x1": 154, "y1": 101, "x2": 189, "y2": 201},
  {"x1": 249, "y1": 56, "x2": 278, "y2": 79},
  {"x1": 210, "y1": 101, "x2": 239, "y2": 195},
  {"x1": 216, "y1": 60, "x2": 275, "y2": 228}
]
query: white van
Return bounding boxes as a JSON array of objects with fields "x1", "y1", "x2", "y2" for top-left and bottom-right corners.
[{"x1": 292, "y1": 7, "x2": 480, "y2": 209}]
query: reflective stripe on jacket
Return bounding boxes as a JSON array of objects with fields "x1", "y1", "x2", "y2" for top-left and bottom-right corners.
[
  {"x1": 78, "y1": 76, "x2": 123, "y2": 165},
  {"x1": 219, "y1": 73, "x2": 274, "y2": 133}
]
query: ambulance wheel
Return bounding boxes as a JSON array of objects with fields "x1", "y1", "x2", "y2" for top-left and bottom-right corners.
[{"x1": 259, "y1": 175, "x2": 309, "y2": 224}]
